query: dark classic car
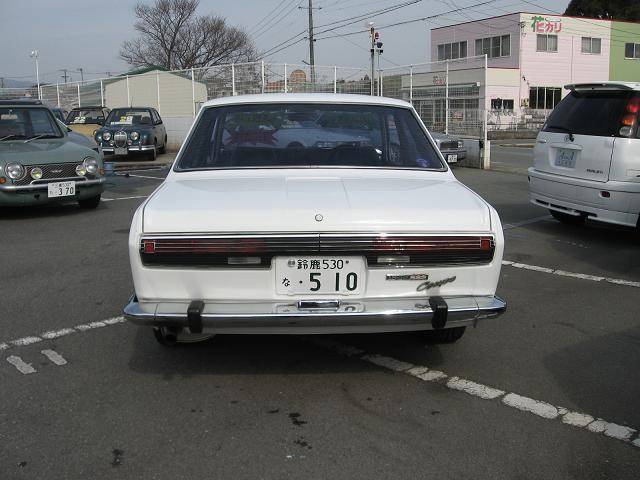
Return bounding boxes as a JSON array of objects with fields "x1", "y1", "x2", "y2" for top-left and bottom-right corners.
[
  {"x1": 431, "y1": 132, "x2": 466, "y2": 164},
  {"x1": 94, "y1": 107, "x2": 167, "y2": 160}
]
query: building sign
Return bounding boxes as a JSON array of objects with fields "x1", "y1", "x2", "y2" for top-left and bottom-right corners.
[
  {"x1": 531, "y1": 16, "x2": 562, "y2": 33},
  {"x1": 433, "y1": 75, "x2": 446, "y2": 86}
]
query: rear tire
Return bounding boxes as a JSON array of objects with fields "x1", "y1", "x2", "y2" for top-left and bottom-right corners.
[
  {"x1": 158, "y1": 136, "x2": 167, "y2": 154},
  {"x1": 422, "y1": 326, "x2": 466, "y2": 344},
  {"x1": 78, "y1": 194, "x2": 101, "y2": 209},
  {"x1": 549, "y1": 209, "x2": 585, "y2": 225}
]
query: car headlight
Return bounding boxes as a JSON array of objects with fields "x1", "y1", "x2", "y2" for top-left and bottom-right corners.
[
  {"x1": 83, "y1": 157, "x2": 99, "y2": 175},
  {"x1": 130, "y1": 131, "x2": 140, "y2": 141},
  {"x1": 30, "y1": 167, "x2": 43, "y2": 180},
  {"x1": 76, "y1": 164, "x2": 87, "y2": 176},
  {"x1": 457, "y1": 140, "x2": 464, "y2": 148},
  {"x1": 102, "y1": 131, "x2": 111, "y2": 141},
  {"x1": 5, "y1": 162, "x2": 25, "y2": 180}
]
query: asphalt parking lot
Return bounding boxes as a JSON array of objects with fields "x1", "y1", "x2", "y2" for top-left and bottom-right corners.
[{"x1": 1, "y1": 149, "x2": 639, "y2": 479}]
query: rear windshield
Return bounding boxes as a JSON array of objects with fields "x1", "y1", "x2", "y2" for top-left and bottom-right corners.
[
  {"x1": 543, "y1": 90, "x2": 637, "y2": 137},
  {"x1": 176, "y1": 104, "x2": 444, "y2": 171},
  {"x1": 66, "y1": 109, "x2": 105, "y2": 125}
]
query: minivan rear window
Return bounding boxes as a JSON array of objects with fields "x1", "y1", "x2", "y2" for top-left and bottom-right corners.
[{"x1": 542, "y1": 90, "x2": 637, "y2": 137}]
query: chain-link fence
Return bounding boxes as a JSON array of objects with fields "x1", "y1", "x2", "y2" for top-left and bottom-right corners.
[
  {"x1": 1, "y1": 58, "x2": 488, "y2": 148},
  {"x1": 380, "y1": 56, "x2": 487, "y2": 139}
]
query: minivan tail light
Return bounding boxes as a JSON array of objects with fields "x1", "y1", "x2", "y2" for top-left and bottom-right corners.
[{"x1": 620, "y1": 97, "x2": 639, "y2": 137}]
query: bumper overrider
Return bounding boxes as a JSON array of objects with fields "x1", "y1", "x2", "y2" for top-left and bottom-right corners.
[{"x1": 123, "y1": 294, "x2": 507, "y2": 334}]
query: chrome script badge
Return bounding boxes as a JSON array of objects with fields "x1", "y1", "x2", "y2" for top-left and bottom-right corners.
[
  {"x1": 386, "y1": 273, "x2": 429, "y2": 281},
  {"x1": 416, "y1": 276, "x2": 457, "y2": 291}
]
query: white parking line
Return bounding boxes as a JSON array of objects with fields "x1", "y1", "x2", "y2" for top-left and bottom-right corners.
[
  {"x1": 308, "y1": 337, "x2": 640, "y2": 449},
  {"x1": 41, "y1": 349, "x2": 68, "y2": 366},
  {"x1": 101, "y1": 195, "x2": 149, "y2": 202},
  {"x1": 116, "y1": 173, "x2": 165, "y2": 180},
  {"x1": 6, "y1": 355, "x2": 36, "y2": 375},
  {"x1": 1, "y1": 316, "x2": 125, "y2": 351},
  {"x1": 502, "y1": 260, "x2": 640, "y2": 288},
  {"x1": 502, "y1": 215, "x2": 552, "y2": 230}
]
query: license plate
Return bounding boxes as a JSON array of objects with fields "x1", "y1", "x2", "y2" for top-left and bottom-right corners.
[
  {"x1": 47, "y1": 181, "x2": 75, "y2": 198},
  {"x1": 115, "y1": 147, "x2": 128, "y2": 155},
  {"x1": 275, "y1": 257, "x2": 365, "y2": 295},
  {"x1": 447, "y1": 154, "x2": 458, "y2": 163},
  {"x1": 555, "y1": 149, "x2": 576, "y2": 168}
]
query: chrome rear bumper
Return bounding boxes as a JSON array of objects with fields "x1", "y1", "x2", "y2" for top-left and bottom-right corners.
[{"x1": 123, "y1": 295, "x2": 506, "y2": 334}]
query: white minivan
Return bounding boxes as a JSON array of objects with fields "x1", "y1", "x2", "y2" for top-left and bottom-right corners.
[{"x1": 529, "y1": 82, "x2": 640, "y2": 228}]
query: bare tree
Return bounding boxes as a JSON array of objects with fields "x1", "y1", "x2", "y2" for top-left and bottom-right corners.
[{"x1": 120, "y1": 0, "x2": 256, "y2": 70}]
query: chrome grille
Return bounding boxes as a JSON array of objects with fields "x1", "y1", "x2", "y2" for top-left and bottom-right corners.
[
  {"x1": 114, "y1": 131, "x2": 128, "y2": 147},
  {"x1": 439, "y1": 141, "x2": 459, "y2": 150},
  {"x1": 140, "y1": 234, "x2": 495, "y2": 268},
  {"x1": 14, "y1": 163, "x2": 81, "y2": 186}
]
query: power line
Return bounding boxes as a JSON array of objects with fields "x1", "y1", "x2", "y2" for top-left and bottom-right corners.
[
  {"x1": 248, "y1": 0, "x2": 291, "y2": 34},
  {"x1": 253, "y1": 0, "x2": 302, "y2": 40}
]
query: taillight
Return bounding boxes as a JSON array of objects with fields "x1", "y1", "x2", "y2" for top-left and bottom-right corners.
[{"x1": 620, "y1": 97, "x2": 640, "y2": 137}]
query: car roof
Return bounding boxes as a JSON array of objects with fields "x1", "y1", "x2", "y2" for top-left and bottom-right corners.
[
  {"x1": 565, "y1": 81, "x2": 640, "y2": 92},
  {"x1": 70, "y1": 105, "x2": 104, "y2": 110},
  {"x1": 0, "y1": 99, "x2": 44, "y2": 106},
  {"x1": 201, "y1": 93, "x2": 412, "y2": 109}
]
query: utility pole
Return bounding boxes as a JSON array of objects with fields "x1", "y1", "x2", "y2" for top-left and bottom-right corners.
[
  {"x1": 299, "y1": 1, "x2": 320, "y2": 85},
  {"x1": 369, "y1": 23, "x2": 376, "y2": 95},
  {"x1": 30, "y1": 50, "x2": 40, "y2": 99},
  {"x1": 77, "y1": 68, "x2": 84, "y2": 85},
  {"x1": 0, "y1": 78, "x2": 4, "y2": 88},
  {"x1": 60, "y1": 69, "x2": 69, "y2": 83}
]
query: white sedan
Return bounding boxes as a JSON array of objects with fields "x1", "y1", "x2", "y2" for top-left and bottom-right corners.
[{"x1": 124, "y1": 94, "x2": 506, "y2": 345}]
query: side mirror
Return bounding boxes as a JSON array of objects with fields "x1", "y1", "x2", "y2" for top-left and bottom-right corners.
[{"x1": 96, "y1": 118, "x2": 105, "y2": 126}]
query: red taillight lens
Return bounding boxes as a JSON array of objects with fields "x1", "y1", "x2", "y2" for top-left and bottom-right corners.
[
  {"x1": 143, "y1": 240, "x2": 155, "y2": 254},
  {"x1": 627, "y1": 97, "x2": 640, "y2": 114}
]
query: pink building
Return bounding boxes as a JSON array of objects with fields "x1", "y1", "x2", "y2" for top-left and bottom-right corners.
[{"x1": 430, "y1": 12, "x2": 614, "y2": 129}]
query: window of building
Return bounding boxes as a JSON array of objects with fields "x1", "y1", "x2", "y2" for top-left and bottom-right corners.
[
  {"x1": 625, "y1": 43, "x2": 640, "y2": 59},
  {"x1": 581, "y1": 37, "x2": 601, "y2": 54},
  {"x1": 475, "y1": 35, "x2": 510, "y2": 58},
  {"x1": 491, "y1": 99, "x2": 514, "y2": 110},
  {"x1": 529, "y1": 87, "x2": 562, "y2": 110},
  {"x1": 437, "y1": 41, "x2": 468, "y2": 61},
  {"x1": 536, "y1": 34, "x2": 558, "y2": 52}
]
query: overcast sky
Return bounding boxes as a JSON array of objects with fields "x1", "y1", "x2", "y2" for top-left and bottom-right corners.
[{"x1": 1, "y1": 0, "x2": 569, "y2": 84}]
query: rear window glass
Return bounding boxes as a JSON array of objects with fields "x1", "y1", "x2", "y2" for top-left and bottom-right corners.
[
  {"x1": 66, "y1": 109, "x2": 105, "y2": 125},
  {"x1": 176, "y1": 104, "x2": 444, "y2": 171},
  {"x1": 543, "y1": 90, "x2": 636, "y2": 137}
]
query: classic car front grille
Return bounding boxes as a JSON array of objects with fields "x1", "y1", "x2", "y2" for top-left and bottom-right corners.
[
  {"x1": 439, "y1": 141, "x2": 459, "y2": 150},
  {"x1": 114, "y1": 131, "x2": 128, "y2": 148},
  {"x1": 13, "y1": 163, "x2": 82, "y2": 186},
  {"x1": 140, "y1": 234, "x2": 495, "y2": 268}
]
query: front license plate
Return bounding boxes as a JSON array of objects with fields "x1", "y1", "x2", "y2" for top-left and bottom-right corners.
[
  {"x1": 555, "y1": 149, "x2": 576, "y2": 168},
  {"x1": 275, "y1": 257, "x2": 365, "y2": 295},
  {"x1": 47, "y1": 181, "x2": 76, "y2": 198},
  {"x1": 115, "y1": 147, "x2": 128, "y2": 155},
  {"x1": 447, "y1": 154, "x2": 458, "y2": 163}
]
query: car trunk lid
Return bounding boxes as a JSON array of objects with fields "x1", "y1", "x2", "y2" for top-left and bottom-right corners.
[{"x1": 142, "y1": 170, "x2": 492, "y2": 234}]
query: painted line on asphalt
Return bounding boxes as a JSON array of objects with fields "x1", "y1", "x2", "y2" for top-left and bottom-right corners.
[
  {"x1": 308, "y1": 337, "x2": 640, "y2": 448},
  {"x1": 502, "y1": 260, "x2": 640, "y2": 288},
  {"x1": 502, "y1": 215, "x2": 552, "y2": 230},
  {"x1": 0, "y1": 316, "x2": 126, "y2": 352},
  {"x1": 101, "y1": 195, "x2": 149, "y2": 202},
  {"x1": 116, "y1": 173, "x2": 165, "y2": 180},
  {"x1": 6, "y1": 356, "x2": 36, "y2": 375},
  {"x1": 41, "y1": 349, "x2": 68, "y2": 366}
]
